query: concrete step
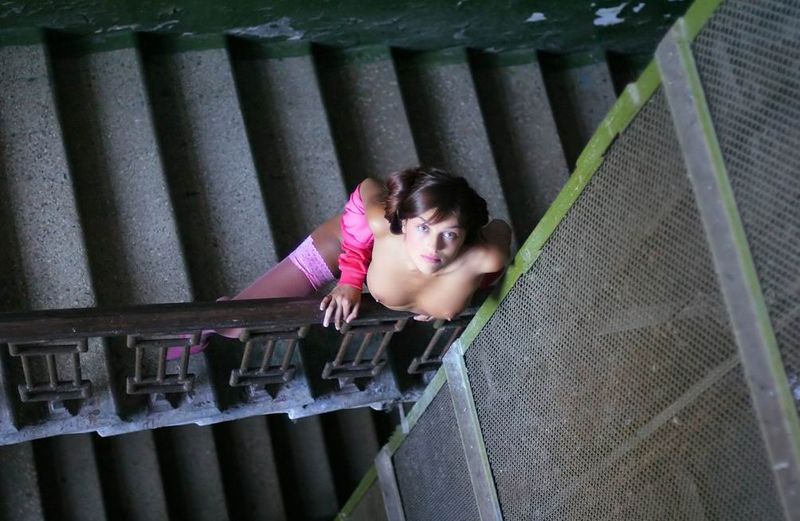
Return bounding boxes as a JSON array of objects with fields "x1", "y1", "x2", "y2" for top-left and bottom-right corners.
[
  {"x1": 47, "y1": 32, "x2": 221, "y2": 431},
  {"x1": 608, "y1": 52, "x2": 652, "y2": 96},
  {"x1": 0, "y1": 442, "x2": 44, "y2": 521},
  {"x1": 540, "y1": 53, "x2": 617, "y2": 169},
  {"x1": 138, "y1": 35, "x2": 278, "y2": 299},
  {"x1": 270, "y1": 415, "x2": 339, "y2": 521},
  {"x1": 34, "y1": 434, "x2": 107, "y2": 521},
  {"x1": 393, "y1": 48, "x2": 513, "y2": 233},
  {"x1": 0, "y1": 39, "x2": 117, "y2": 435},
  {"x1": 228, "y1": 39, "x2": 347, "y2": 258},
  {"x1": 321, "y1": 407, "x2": 381, "y2": 504},
  {"x1": 214, "y1": 417, "x2": 287, "y2": 521},
  {"x1": 155, "y1": 424, "x2": 230, "y2": 521},
  {"x1": 314, "y1": 45, "x2": 419, "y2": 187},
  {"x1": 94, "y1": 431, "x2": 170, "y2": 520},
  {"x1": 471, "y1": 50, "x2": 570, "y2": 240}
]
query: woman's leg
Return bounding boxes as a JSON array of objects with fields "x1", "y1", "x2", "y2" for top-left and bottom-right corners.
[{"x1": 167, "y1": 216, "x2": 342, "y2": 359}]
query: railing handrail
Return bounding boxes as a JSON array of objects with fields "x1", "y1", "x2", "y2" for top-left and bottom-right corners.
[{"x1": 0, "y1": 291, "x2": 489, "y2": 343}]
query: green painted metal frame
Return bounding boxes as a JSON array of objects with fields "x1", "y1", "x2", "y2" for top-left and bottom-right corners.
[
  {"x1": 657, "y1": 13, "x2": 800, "y2": 520},
  {"x1": 334, "y1": 465, "x2": 379, "y2": 521},
  {"x1": 442, "y1": 340, "x2": 501, "y2": 520},
  {"x1": 336, "y1": 1, "x2": 733, "y2": 518},
  {"x1": 458, "y1": 0, "x2": 724, "y2": 357}
]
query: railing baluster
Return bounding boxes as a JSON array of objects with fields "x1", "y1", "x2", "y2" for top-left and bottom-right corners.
[
  {"x1": 20, "y1": 354, "x2": 33, "y2": 390},
  {"x1": 333, "y1": 333, "x2": 353, "y2": 366},
  {"x1": 9, "y1": 339, "x2": 92, "y2": 403},
  {"x1": 229, "y1": 326, "x2": 305, "y2": 391},
  {"x1": 259, "y1": 339, "x2": 276, "y2": 373},
  {"x1": 352, "y1": 333, "x2": 373, "y2": 366},
  {"x1": 46, "y1": 354, "x2": 58, "y2": 388},
  {"x1": 134, "y1": 345, "x2": 143, "y2": 383},
  {"x1": 126, "y1": 333, "x2": 195, "y2": 396}
]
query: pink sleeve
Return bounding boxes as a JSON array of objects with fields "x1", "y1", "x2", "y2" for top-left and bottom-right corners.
[{"x1": 338, "y1": 182, "x2": 375, "y2": 289}]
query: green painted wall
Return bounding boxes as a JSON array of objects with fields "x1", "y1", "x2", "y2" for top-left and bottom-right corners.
[{"x1": 0, "y1": 1, "x2": 690, "y2": 52}]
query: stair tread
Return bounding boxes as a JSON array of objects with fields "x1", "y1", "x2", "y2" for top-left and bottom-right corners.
[
  {"x1": 215, "y1": 417, "x2": 287, "y2": 521},
  {"x1": 472, "y1": 54, "x2": 571, "y2": 239},
  {"x1": 0, "y1": 44, "x2": 95, "y2": 311},
  {"x1": 0, "y1": 442, "x2": 44, "y2": 521},
  {"x1": 229, "y1": 45, "x2": 347, "y2": 257},
  {"x1": 542, "y1": 57, "x2": 617, "y2": 169},
  {"x1": 95, "y1": 430, "x2": 170, "y2": 520},
  {"x1": 140, "y1": 44, "x2": 278, "y2": 298},
  {"x1": 157, "y1": 424, "x2": 230, "y2": 521},
  {"x1": 37, "y1": 434, "x2": 108, "y2": 521},
  {"x1": 316, "y1": 47, "x2": 419, "y2": 186},
  {"x1": 51, "y1": 46, "x2": 192, "y2": 307},
  {"x1": 395, "y1": 50, "x2": 513, "y2": 233}
]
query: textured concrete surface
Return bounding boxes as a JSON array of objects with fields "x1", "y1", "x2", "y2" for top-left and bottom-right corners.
[
  {"x1": 37, "y1": 434, "x2": 107, "y2": 521},
  {"x1": 0, "y1": 44, "x2": 95, "y2": 311},
  {"x1": 472, "y1": 55, "x2": 570, "y2": 240},
  {"x1": 321, "y1": 407, "x2": 380, "y2": 502},
  {"x1": 215, "y1": 417, "x2": 287, "y2": 521},
  {"x1": 271, "y1": 415, "x2": 339, "y2": 520},
  {"x1": 541, "y1": 58, "x2": 617, "y2": 169},
  {"x1": 316, "y1": 48, "x2": 419, "y2": 187},
  {"x1": 230, "y1": 47, "x2": 347, "y2": 257},
  {"x1": 141, "y1": 46, "x2": 277, "y2": 299},
  {"x1": 155, "y1": 424, "x2": 230, "y2": 521},
  {"x1": 50, "y1": 48, "x2": 192, "y2": 307},
  {"x1": 0, "y1": 442, "x2": 44, "y2": 520},
  {"x1": 0, "y1": 43, "x2": 115, "y2": 428},
  {"x1": 395, "y1": 52, "x2": 513, "y2": 231},
  {"x1": 94, "y1": 431, "x2": 170, "y2": 520}
]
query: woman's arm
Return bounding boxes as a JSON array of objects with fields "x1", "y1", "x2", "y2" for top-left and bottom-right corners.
[
  {"x1": 320, "y1": 179, "x2": 383, "y2": 329},
  {"x1": 478, "y1": 219, "x2": 512, "y2": 274}
]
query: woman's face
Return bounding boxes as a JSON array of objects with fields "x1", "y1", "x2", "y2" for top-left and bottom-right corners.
[{"x1": 403, "y1": 209, "x2": 466, "y2": 274}]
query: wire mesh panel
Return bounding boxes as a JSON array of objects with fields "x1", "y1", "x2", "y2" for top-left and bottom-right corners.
[
  {"x1": 348, "y1": 480, "x2": 389, "y2": 521},
  {"x1": 393, "y1": 383, "x2": 479, "y2": 521},
  {"x1": 464, "y1": 90, "x2": 784, "y2": 519},
  {"x1": 692, "y1": 0, "x2": 800, "y2": 411}
]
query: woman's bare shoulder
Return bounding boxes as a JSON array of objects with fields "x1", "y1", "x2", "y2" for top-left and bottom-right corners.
[
  {"x1": 359, "y1": 178, "x2": 390, "y2": 237},
  {"x1": 467, "y1": 219, "x2": 512, "y2": 274}
]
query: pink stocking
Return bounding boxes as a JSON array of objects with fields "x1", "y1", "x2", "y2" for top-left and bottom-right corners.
[{"x1": 166, "y1": 257, "x2": 317, "y2": 360}]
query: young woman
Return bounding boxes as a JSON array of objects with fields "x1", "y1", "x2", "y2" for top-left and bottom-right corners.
[{"x1": 168, "y1": 166, "x2": 511, "y2": 358}]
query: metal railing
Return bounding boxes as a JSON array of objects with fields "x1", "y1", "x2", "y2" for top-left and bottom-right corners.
[{"x1": 0, "y1": 292, "x2": 485, "y2": 408}]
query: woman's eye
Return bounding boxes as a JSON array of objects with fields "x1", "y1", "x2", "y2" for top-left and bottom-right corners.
[
  {"x1": 417, "y1": 224, "x2": 429, "y2": 232},
  {"x1": 444, "y1": 232, "x2": 458, "y2": 240}
]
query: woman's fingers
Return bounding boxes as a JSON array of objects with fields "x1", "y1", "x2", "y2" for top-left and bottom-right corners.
[
  {"x1": 323, "y1": 300, "x2": 336, "y2": 327},
  {"x1": 340, "y1": 300, "x2": 351, "y2": 330},
  {"x1": 334, "y1": 300, "x2": 344, "y2": 330},
  {"x1": 346, "y1": 302, "x2": 360, "y2": 323},
  {"x1": 320, "y1": 294, "x2": 332, "y2": 311}
]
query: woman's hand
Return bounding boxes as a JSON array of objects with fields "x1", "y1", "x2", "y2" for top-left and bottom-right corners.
[{"x1": 320, "y1": 284, "x2": 362, "y2": 330}]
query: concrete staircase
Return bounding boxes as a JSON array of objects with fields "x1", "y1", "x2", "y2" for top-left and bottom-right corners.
[{"x1": 0, "y1": 31, "x2": 640, "y2": 521}]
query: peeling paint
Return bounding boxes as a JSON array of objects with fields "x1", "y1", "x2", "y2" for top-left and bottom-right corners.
[
  {"x1": 227, "y1": 16, "x2": 304, "y2": 40},
  {"x1": 633, "y1": 3, "x2": 645, "y2": 13},
  {"x1": 150, "y1": 19, "x2": 179, "y2": 31},
  {"x1": 526, "y1": 12, "x2": 546, "y2": 23},
  {"x1": 106, "y1": 23, "x2": 137, "y2": 32},
  {"x1": 594, "y1": 3, "x2": 627, "y2": 27}
]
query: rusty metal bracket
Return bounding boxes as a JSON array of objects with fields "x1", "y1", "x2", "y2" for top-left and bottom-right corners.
[
  {"x1": 407, "y1": 317, "x2": 469, "y2": 375},
  {"x1": 8, "y1": 338, "x2": 92, "y2": 403},
  {"x1": 126, "y1": 333, "x2": 196, "y2": 395},
  {"x1": 322, "y1": 319, "x2": 408, "y2": 389},
  {"x1": 230, "y1": 326, "x2": 309, "y2": 392}
]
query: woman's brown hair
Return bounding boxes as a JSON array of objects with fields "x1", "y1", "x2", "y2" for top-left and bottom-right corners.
[{"x1": 383, "y1": 166, "x2": 489, "y2": 244}]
